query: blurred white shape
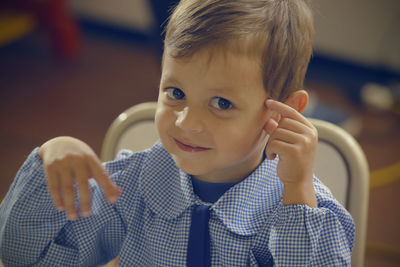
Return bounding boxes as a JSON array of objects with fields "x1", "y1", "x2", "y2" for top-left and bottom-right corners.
[
  {"x1": 70, "y1": 0, "x2": 155, "y2": 33},
  {"x1": 361, "y1": 82, "x2": 394, "y2": 111}
]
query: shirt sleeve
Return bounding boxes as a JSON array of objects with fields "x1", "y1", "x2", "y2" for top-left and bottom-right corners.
[
  {"x1": 0, "y1": 148, "x2": 132, "y2": 267},
  {"x1": 268, "y1": 178, "x2": 355, "y2": 266}
]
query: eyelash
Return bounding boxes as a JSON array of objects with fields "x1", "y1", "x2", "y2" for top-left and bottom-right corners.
[
  {"x1": 164, "y1": 87, "x2": 234, "y2": 111},
  {"x1": 165, "y1": 87, "x2": 185, "y2": 100},
  {"x1": 210, "y1": 97, "x2": 233, "y2": 111}
]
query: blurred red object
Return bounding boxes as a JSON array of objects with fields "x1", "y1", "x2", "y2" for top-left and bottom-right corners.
[{"x1": 1, "y1": 0, "x2": 81, "y2": 59}]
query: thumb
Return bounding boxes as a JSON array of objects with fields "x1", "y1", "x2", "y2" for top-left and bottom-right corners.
[
  {"x1": 264, "y1": 118, "x2": 278, "y2": 160},
  {"x1": 264, "y1": 118, "x2": 278, "y2": 135}
]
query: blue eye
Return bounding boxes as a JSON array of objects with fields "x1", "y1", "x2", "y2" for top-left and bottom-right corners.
[
  {"x1": 210, "y1": 97, "x2": 233, "y2": 110},
  {"x1": 165, "y1": 88, "x2": 185, "y2": 100}
]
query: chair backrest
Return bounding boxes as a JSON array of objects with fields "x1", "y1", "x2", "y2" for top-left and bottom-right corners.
[
  {"x1": 101, "y1": 102, "x2": 369, "y2": 267},
  {"x1": 308, "y1": 118, "x2": 369, "y2": 267},
  {"x1": 101, "y1": 102, "x2": 159, "y2": 161}
]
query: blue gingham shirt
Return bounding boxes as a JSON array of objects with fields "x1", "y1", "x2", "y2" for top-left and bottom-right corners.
[{"x1": 0, "y1": 141, "x2": 354, "y2": 266}]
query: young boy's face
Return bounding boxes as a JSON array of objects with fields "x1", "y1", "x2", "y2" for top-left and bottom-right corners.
[{"x1": 155, "y1": 47, "x2": 271, "y2": 183}]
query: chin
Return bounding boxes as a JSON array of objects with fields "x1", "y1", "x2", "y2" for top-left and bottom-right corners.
[{"x1": 171, "y1": 155, "x2": 207, "y2": 175}]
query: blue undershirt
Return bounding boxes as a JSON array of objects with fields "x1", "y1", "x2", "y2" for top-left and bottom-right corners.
[{"x1": 191, "y1": 176, "x2": 237, "y2": 203}]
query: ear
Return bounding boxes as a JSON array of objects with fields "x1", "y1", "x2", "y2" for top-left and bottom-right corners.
[{"x1": 284, "y1": 90, "x2": 309, "y2": 113}]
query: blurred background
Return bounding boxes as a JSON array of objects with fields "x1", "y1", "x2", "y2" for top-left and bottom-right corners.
[{"x1": 0, "y1": 0, "x2": 399, "y2": 266}]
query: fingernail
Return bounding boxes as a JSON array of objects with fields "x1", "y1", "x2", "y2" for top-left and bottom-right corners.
[
  {"x1": 57, "y1": 205, "x2": 65, "y2": 211},
  {"x1": 68, "y1": 213, "x2": 77, "y2": 221},
  {"x1": 109, "y1": 196, "x2": 117, "y2": 203},
  {"x1": 81, "y1": 211, "x2": 91, "y2": 217}
]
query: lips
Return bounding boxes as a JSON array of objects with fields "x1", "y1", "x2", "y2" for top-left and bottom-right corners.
[{"x1": 174, "y1": 138, "x2": 211, "y2": 152}]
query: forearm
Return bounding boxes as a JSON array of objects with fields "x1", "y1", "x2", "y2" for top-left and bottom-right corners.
[
  {"x1": 270, "y1": 199, "x2": 354, "y2": 266},
  {"x1": 0, "y1": 148, "x2": 69, "y2": 265},
  {"x1": 1, "y1": 146, "x2": 129, "y2": 266}
]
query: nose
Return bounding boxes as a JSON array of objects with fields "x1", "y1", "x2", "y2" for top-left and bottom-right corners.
[{"x1": 174, "y1": 106, "x2": 204, "y2": 133}]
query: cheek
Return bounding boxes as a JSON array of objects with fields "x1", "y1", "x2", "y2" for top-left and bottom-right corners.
[
  {"x1": 155, "y1": 107, "x2": 168, "y2": 136},
  {"x1": 155, "y1": 106, "x2": 176, "y2": 138},
  {"x1": 214, "y1": 119, "x2": 266, "y2": 152}
]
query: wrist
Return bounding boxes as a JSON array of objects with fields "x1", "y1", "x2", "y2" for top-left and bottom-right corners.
[
  {"x1": 282, "y1": 179, "x2": 317, "y2": 208},
  {"x1": 38, "y1": 136, "x2": 78, "y2": 161}
]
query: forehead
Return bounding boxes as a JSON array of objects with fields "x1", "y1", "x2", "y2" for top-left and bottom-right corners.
[
  {"x1": 161, "y1": 46, "x2": 263, "y2": 86},
  {"x1": 164, "y1": 34, "x2": 264, "y2": 63}
]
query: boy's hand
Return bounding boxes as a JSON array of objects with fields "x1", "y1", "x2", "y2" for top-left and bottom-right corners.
[
  {"x1": 264, "y1": 99, "x2": 318, "y2": 207},
  {"x1": 39, "y1": 136, "x2": 122, "y2": 220}
]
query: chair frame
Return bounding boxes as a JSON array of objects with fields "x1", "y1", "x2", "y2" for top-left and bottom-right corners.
[
  {"x1": 308, "y1": 118, "x2": 369, "y2": 267},
  {"x1": 101, "y1": 102, "x2": 158, "y2": 162}
]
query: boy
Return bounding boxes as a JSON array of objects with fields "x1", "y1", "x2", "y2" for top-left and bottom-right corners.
[{"x1": 0, "y1": 0, "x2": 354, "y2": 266}]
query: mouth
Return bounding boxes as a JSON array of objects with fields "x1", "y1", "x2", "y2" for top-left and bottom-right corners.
[{"x1": 174, "y1": 138, "x2": 211, "y2": 152}]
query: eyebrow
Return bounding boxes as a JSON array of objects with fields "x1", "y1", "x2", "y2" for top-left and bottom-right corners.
[{"x1": 160, "y1": 75, "x2": 182, "y2": 87}]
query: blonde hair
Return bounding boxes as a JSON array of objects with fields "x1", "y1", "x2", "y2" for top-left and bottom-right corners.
[{"x1": 164, "y1": 0, "x2": 314, "y2": 101}]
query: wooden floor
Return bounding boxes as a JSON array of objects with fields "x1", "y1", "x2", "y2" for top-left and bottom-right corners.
[{"x1": 1, "y1": 28, "x2": 399, "y2": 266}]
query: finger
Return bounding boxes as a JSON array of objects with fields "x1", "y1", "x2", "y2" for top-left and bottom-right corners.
[
  {"x1": 276, "y1": 117, "x2": 313, "y2": 135},
  {"x1": 60, "y1": 169, "x2": 78, "y2": 220},
  {"x1": 88, "y1": 157, "x2": 121, "y2": 203},
  {"x1": 266, "y1": 130, "x2": 293, "y2": 160},
  {"x1": 269, "y1": 127, "x2": 305, "y2": 145},
  {"x1": 264, "y1": 116, "x2": 310, "y2": 140},
  {"x1": 264, "y1": 118, "x2": 278, "y2": 135},
  {"x1": 45, "y1": 165, "x2": 64, "y2": 211},
  {"x1": 74, "y1": 162, "x2": 92, "y2": 217},
  {"x1": 265, "y1": 139, "x2": 296, "y2": 161},
  {"x1": 266, "y1": 99, "x2": 312, "y2": 127}
]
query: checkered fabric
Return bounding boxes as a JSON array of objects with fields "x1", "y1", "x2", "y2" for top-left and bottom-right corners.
[{"x1": 0, "y1": 141, "x2": 354, "y2": 266}]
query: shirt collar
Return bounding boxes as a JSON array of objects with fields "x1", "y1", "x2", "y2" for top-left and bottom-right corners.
[
  {"x1": 211, "y1": 158, "x2": 283, "y2": 236},
  {"x1": 139, "y1": 142, "x2": 283, "y2": 236},
  {"x1": 139, "y1": 142, "x2": 193, "y2": 220}
]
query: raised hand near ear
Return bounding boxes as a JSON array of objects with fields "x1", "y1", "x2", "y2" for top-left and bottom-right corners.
[
  {"x1": 264, "y1": 99, "x2": 318, "y2": 207},
  {"x1": 39, "y1": 137, "x2": 122, "y2": 220}
]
